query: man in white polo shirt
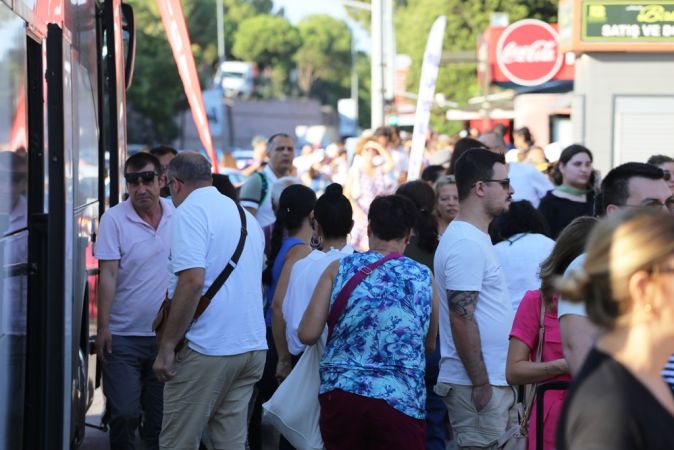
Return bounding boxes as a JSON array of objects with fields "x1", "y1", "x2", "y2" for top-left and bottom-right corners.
[
  {"x1": 95, "y1": 152, "x2": 173, "y2": 450},
  {"x1": 433, "y1": 148, "x2": 515, "y2": 449},
  {"x1": 153, "y1": 152, "x2": 267, "y2": 449}
]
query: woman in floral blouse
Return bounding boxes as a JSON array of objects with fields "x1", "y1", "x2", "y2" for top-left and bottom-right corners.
[{"x1": 299, "y1": 194, "x2": 439, "y2": 450}]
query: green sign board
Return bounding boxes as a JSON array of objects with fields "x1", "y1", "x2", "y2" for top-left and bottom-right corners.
[{"x1": 582, "y1": 1, "x2": 674, "y2": 42}]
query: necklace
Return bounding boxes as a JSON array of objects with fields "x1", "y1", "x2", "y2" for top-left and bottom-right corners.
[
  {"x1": 556, "y1": 184, "x2": 593, "y2": 196},
  {"x1": 505, "y1": 232, "x2": 528, "y2": 246}
]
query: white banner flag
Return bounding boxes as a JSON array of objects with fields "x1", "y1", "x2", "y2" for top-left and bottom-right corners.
[{"x1": 407, "y1": 16, "x2": 446, "y2": 181}]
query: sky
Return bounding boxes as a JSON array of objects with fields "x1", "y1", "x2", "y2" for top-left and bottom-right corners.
[{"x1": 272, "y1": 0, "x2": 371, "y2": 51}]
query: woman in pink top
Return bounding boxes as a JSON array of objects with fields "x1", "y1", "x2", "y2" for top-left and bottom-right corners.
[{"x1": 506, "y1": 216, "x2": 597, "y2": 450}]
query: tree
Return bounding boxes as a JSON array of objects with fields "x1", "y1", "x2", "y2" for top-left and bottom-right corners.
[
  {"x1": 125, "y1": 0, "x2": 273, "y2": 144},
  {"x1": 232, "y1": 15, "x2": 301, "y2": 96},
  {"x1": 294, "y1": 15, "x2": 352, "y2": 96}
]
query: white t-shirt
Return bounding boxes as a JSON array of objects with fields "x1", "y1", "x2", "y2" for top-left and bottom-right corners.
[
  {"x1": 283, "y1": 245, "x2": 354, "y2": 355},
  {"x1": 434, "y1": 220, "x2": 514, "y2": 386},
  {"x1": 239, "y1": 165, "x2": 279, "y2": 228},
  {"x1": 509, "y1": 162, "x2": 553, "y2": 208},
  {"x1": 168, "y1": 186, "x2": 267, "y2": 356},
  {"x1": 557, "y1": 254, "x2": 588, "y2": 318},
  {"x1": 95, "y1": 197, "x2": 174, "y2": 335},
  {"x1": 493, "y1": 233, "x2": 555, "y2": 311}
]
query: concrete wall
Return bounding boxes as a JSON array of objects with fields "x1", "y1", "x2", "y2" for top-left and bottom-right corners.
[
  {"x1": 513, "y1": 93, "x2": 570, "y2": 147},
  {"x1": 572, "y1": 53, "x2": 674, "y2": 173}
]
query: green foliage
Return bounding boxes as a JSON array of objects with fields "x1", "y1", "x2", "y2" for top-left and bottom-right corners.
[{"x1": 294, "y1": 15, "x2": 352, "y2": 96}]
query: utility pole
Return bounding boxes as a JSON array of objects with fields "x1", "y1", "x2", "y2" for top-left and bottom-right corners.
[
  {"x1": 351, "y1": 28, "x2": 359, "y2": 126},
  {"x1": 370, "y1": 0, "x2": 385, "y2": 129},
  {"x1": 216, "y1": 0, "x2": 225, "y2": 66}
]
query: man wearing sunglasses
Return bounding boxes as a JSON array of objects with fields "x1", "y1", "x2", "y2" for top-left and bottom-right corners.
[
  {"x1": 433, "y1": 148, "x2": 516, "y2": 449},
  {"x1": 239, "y1": 133, "x2": 296, "y2": 229},
  {"x1": 559, "y1": 162, "x2": 674, "y2": 379},
  {"x1": 95, "y1": 152, "x2": 174, "y2": 450}
]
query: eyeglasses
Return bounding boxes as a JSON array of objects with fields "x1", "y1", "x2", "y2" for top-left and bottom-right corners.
[
  {"x1": 167, "y1": 177, "x2": 183, "y2": 189},
  {"x1": 274, "y1": 146, "x2": 294, "y2": 153},
  {"x1": 637, "y1": 198, "x2": 674, "y2": 211},
  {"x1": 478, "y1": 178, "x2": 510, "y2": 189},
  {"x1": 124, "y1": 171, "x2": 158, "y2": 185}
]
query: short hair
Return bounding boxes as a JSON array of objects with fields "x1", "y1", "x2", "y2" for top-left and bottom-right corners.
[
  {"x1": 149, "y1": 145, "x2": 178, "y2": 158},
  {"x1": 368, "y1": 195, "x2": 417, "y2": 242},
  {"x1": 447, "y1": 137, "x2": 487, "y2": 175},
  {"x1": 125, "y1": 152, "x2": 161, "y2": 174},
  {"x1": 395, "y1": 181, "x2": 438, "y2": 254},
  {"x1": 599, "y1": 162, "x2": 665, "y2": 214},
  {"x1": 647, "y1": 154, "x2": 674, "y2": 166},
  {"x1": 267, "y1": 133, "x2": 292, "y2": 151},
  {"x1": 488, "y1": 200, "x2": 550, "y2": 244},
  {"x1": 251, "y1": 135, "x2": 267, "y2": 147},
  {"x1": 314, "y1": 183, "x2": 353, "y2": 239},
  {"x1": 167, "y1": 152, "x2": 212, "y2": 183},
  {"x1": 421, "y1": 165, "x2": 445, "y2": 184},
  {"x1": 454, "y1": 148, "x2": 505, "y2": 202}
]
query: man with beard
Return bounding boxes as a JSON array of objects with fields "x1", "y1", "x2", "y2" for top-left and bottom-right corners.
[{"x1": 433, "y1": 149, "x2": 516, "y2": 449}]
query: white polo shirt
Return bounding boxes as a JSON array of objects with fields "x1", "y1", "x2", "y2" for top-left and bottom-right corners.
[
  {"x1": 95, "y1": 197, "x2": 174, "y2": 336},
  {"x1": 283, "y1": 245, "x2": 354, "y2": 355},
  {"x1": 168, "y1": 186, "x2": 267, "y2": 356},
  {"x1": 434, "y1": 220, "x2": 513, "y2": 386}
]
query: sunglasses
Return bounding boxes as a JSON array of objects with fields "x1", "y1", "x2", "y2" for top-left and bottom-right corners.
[
  {"x1": 124, "y1": 171, "x2": 158, "y2": 185},
  {"x1": 481, "y1": 178, "x2": 510, "y2": 189}
]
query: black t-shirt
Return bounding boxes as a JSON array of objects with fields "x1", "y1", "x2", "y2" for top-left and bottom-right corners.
[
  {"x1": 537, "y1": 190, "x2": 594, "y2": 239},
  {"x1": 557, "y1": 348, "x2": 674, "y2": 450}
]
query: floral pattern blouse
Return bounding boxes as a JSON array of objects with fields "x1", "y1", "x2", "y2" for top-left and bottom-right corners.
[{"x1": 319, "y1": 251, "x2": 433, "y2": 418}]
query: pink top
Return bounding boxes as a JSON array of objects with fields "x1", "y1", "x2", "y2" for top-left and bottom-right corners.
[{"x1": 509, "y1": 290, "x2": 570, "y2": 450}]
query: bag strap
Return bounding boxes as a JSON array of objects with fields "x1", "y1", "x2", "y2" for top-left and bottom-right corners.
[
  {"x1": 326, "y1": 252, "x2": 402, "y2": 342},
  {"x1": 193, "y1": 202, "x2": 248, "y2": 320},
  {"x1": 522, "y1": 298, "x2": 547, "y2": 422}
]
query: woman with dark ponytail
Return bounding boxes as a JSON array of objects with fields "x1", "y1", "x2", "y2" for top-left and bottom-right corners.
[
  {"x1": 256, "y1": 183, "x2": 316, "y2": 450},
  {"x1": 396, "y1": 180, "x2": 439, "y2": 269},
  {"x1": 272, "y1": 183, "x2": 354, "y2": 381}
]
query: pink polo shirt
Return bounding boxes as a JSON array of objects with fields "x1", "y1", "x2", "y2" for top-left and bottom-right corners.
[{"x1": 95, "y1": 197, "x2": 173, "y2": 335}]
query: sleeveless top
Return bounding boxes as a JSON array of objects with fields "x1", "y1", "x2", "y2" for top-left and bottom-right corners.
[
  {"x1": 319, "y1": 251, "x2": 433, "y2": 418},
  {"x1": 264, "y1": 236, "x2": 304, "y2": 326}
]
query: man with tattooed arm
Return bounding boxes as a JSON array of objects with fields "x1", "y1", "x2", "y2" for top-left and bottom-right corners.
[{"x1": 433, "y1": 148, "x2": 516, "y2": 449}]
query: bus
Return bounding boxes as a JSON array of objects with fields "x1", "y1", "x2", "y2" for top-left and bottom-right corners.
[{"x1": 0, "y1": 0, "x2": 135, "y2": 448}]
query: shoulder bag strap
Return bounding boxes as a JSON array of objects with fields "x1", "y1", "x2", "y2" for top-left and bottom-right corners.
[
  {"x1": 523, "y1": 298, "x2": 547, "y2": 422},
  {"x1": 326, "y1": 252, "x2": 402, "y2": 342},
  {"x1": 193, "y1": 202, "x2": 248, "y2": 320}
]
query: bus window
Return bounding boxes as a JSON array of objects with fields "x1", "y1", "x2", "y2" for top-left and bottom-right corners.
[{"x1": 0, "y1": 4, "x2": 29, "y2": 450}]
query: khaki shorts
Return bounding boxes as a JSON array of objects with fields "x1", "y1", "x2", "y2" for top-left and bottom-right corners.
[
  {"x1": 160, "y1": 347, "x2": 266, "y2": 450},
  {"x1": 434, "y1": 383, "x2": 515, "y2": 449}
]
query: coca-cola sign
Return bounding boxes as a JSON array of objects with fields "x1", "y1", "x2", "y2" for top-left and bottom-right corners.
[{"x1": 496, "y1": 19, "x2": 563, "y2": 86}]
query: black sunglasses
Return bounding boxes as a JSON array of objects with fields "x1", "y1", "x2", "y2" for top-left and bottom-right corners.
[
  {"x1": 124, "y1": 171, "x2": 158, "y2": 185},
  {"x1": 478, "y1": 178, "x2": 510, "y2": 189}
]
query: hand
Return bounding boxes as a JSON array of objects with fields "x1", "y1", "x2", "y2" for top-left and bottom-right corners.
[
  {"x1": 550, "y1": 358, "x2": 570, "y2": 375},
  {"x1": 96, "y1": 328, "x2": 112, "y2": 363},
  {"x1": 275, "y1": 359, "x2": 292, "y2": 385},
  {"x1": 153, "y1": 347, "x2": 177, "y2": 383},
  {"x1": 472, "y1": 383, "x2": 493, "y2": 412}
]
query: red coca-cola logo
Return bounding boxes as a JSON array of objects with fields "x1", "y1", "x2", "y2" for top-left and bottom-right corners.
[{"x1": 496, "y1": 19, "x2": 562, "y2": 87}]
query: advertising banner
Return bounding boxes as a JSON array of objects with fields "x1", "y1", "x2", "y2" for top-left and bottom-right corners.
[
  {"x1": 582, "y1": 1, "x2": 674, "y2": 41},
  {"x1": 407, "y1": 16, "x2": 446, "y2": 181}
]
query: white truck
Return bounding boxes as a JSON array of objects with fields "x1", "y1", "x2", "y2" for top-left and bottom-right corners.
[{"x1": 214, "y1": 61, "x2": 256, "y2": 98}]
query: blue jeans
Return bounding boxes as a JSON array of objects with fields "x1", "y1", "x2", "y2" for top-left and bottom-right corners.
[
  {"x1": 425, "y1": 387, "x2": 448, "y2": 450},
  {"x1": 102, "y1": 335, "x2": 163, "y2": 450}
]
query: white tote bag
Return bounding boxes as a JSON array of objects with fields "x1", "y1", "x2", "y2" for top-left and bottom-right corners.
[{"x1": 262, "y1": 338, "x2": 325, "y2": 450}]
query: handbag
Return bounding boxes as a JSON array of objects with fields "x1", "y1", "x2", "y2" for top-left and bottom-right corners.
[
  {"x1": 261, "y1": 252, "x2": 402, "y2": 450},
  {"x1": 498, "y1": 298, "x2": 546, "y2": 450},
  {"x1": 152, "y1": 202, "x2": 247, "y2": 353}
]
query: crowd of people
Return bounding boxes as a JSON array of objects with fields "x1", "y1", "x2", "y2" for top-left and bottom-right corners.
[{"x1": 92, "y1": 126, "x2": 674, "y2": 450}]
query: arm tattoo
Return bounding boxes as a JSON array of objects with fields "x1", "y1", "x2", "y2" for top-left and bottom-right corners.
[{"x1": 447, "y1": 290, "x2": 479, "y2": 321}]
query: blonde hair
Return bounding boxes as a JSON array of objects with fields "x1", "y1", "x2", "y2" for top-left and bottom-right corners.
[
  {"x1": 434, "y1": 175, "x2": 456, "y2": 194},
  {"x1": 556, "y1": 209, "x2": 674, "y2": 329}
]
